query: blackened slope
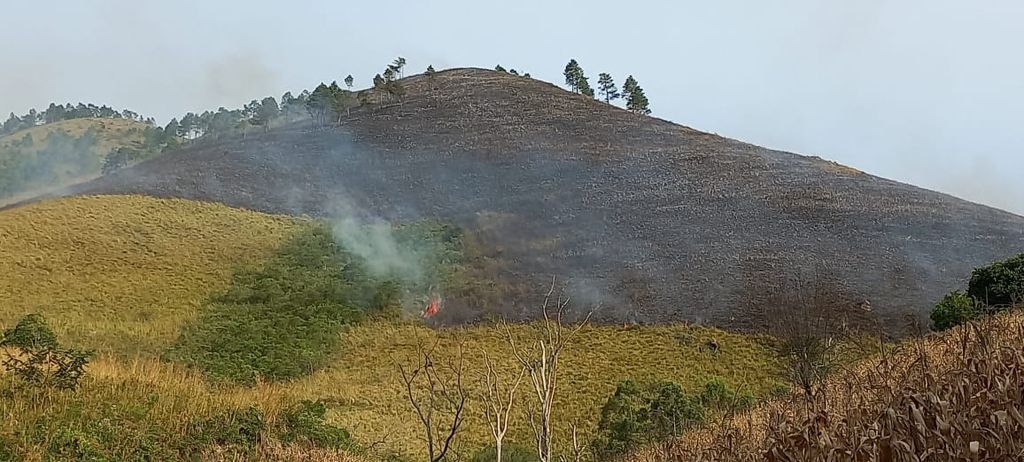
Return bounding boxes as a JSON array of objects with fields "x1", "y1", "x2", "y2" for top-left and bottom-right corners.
[{"x1": 69, "y1": 68, "x2": 1024, "y2": 332}]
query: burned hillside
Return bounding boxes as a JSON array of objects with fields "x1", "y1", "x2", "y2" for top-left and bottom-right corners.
[{"x1": 62, "y1": 68, "x2": 1024, "y2": 333}]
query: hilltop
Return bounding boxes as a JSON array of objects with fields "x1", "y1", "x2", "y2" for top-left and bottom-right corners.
[
  {"x1": 0, "y1": 117, "x2": 154, "y2": 203},
  {"x1": 62, "y1": 68, "x2": 1024, "y2": 333}
]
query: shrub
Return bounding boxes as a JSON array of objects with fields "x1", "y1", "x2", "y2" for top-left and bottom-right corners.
[
  {"x1": 1, "y1": 313, "x2": 58, "y2": 350},
  {"x1": 698, "y1": 376, "x2": 755, "y2": 415},
  {"x1": 968, "y1": 253, "x2": 1024, "y2": 307},
  {"x1": 281, "y1": 400, "x2": 353, "y2": 449},
  {"x1": 191, "y1": 406, "x2": 266, "y2": 449},
  {"x1": 471, "y1": 442, "x2": 539, "y2": 462},
  {"x1": 1, "y1": 314, "x2": 91, "y2": 390},
  {"x1": 592, "y1": 379, "x2": 705, "y2": 458},
  {"x1": 931, "y1": 291, "x2": 977, "y2": 331}
]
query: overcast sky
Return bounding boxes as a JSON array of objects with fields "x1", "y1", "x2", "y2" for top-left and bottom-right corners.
[{"x1": 2, "y1": 0, "x2": 1021, "y2": 214}]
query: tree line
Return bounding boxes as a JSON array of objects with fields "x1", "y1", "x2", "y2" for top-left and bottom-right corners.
[
  {"x1": 1, "y1": 103, "x2": 156, "y2": 138},
  {"x1": 563, "y1": 59, "x2": 651, "y2": 114}
]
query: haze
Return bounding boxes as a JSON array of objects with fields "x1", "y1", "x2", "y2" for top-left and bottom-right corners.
[{"x1": 1, "y1": 0, "x2": 1021, "y2": 214}]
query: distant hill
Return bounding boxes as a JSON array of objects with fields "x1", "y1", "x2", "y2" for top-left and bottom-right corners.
[
  {"x1": 0, "y1": 118, "x2": 156, "y2": 203},
  {"x1": 51, "y1": 68, "x2": 1024, "y2": 333}
]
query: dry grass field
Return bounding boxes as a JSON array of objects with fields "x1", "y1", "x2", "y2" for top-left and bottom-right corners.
[
  {"x1": 0, "y1": 195, "x2": 302, "y2": 355},
  {"x1": 0, "y1": 118, "x2": 149, "y2": 154}
]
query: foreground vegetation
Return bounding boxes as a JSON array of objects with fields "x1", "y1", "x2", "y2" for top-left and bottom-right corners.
[{"x1": 0, "y1": 195, "x2": 783, "y2": 460}]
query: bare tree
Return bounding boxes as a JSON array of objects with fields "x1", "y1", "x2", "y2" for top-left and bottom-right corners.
[
  {"x1": 768, "y1": 274, "x2": 847, "y2": 404},
  {"x1": 560, "y1": 422, "x2": 588, "y2": 462},
  {"x1": 480, "y1": 351, "x2": 526, "y2": 462},
  {"x1": 503, "y1": 279, "x2": 594, "y2": 462},
  {"x1": 396, "y1": 339, "x2": 469, "y2": 462}
]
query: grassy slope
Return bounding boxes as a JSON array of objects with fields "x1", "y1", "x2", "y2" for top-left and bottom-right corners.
[
  {"x1": 0, "y1": 118, "x2": 150, "y2": 154},
  {"x1": 0, "y1": 195, "x2": 302, "y2": 355},
  {"x1": 0, "y1": 195, "x2": 783, "y2": 459},
  {"x1": 0, "y1": 118, "x2": 152, "y2": 203}
]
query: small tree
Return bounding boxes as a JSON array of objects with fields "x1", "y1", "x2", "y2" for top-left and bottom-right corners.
[
  {"x1": 563, "y1": 59, "x2": 582, "y2": 92},
  {"x1": 503, "y1": 280, "x2": 593, "y2": 462},
  {"x1": 931, "y1": 290, "x2": 978, "y2": 331},
  {"x1": 396, "y1": 339, "x2": 468, "y2": 462},
  {"x1": 426, "y1": 65, "x2": 436, "y2": 77},
  {"x1": 625, "y1": 84, "x2": 651, "y2": 115},
  {"x1": 597, "y1": 73, "x2": 620, "y2": 103},
  {"x1": 480, "y1": 352, "x2": 526, "y2": 462},
  {"x1": 1, "y1": 314, "x2": 91, "y2": 390},
  {"x1": 495, "y1": 65, "x2": 507, "y2": 73},
  {"x1": 344, "y1": 75, "x2": 354, "y2": 90},
  {"x1": 591, "y1": 379, "x2": 704, "y2": 459},
  {"x1": 391, "y1": 57, "x2": 407, "y2": 78},
  {"x1": 968, "y1": 253, "x2": 1024, "y2": 307}
]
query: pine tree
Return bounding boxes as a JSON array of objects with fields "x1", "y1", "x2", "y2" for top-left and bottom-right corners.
[
  {"x1": 344, "y1": 75, "x2": 354, "y2": 89},
  {"x1": 622, "y1": 75, "x2": 639, "y2": 98},
  {"x1": 495, "y1": 64, "x2": 507, "y2": 73},
  {"x1": 564, "y1": 59, "x2": 582, "y2": 91},
  {"x1": 391, "y1": 57, "x2": 406, "y2": 78},
  {"x1": 626, "y1": 85, "x2": 651, "y2": 115},
  {"x1": 425, "y1": 65, "x2": 436, "y2": 78},
  {"x1": 597, "y1": 73, "x2": 620, "y2": 103},
  {"x1": 578, "y1": 75, "x2": 595, "y2": 98}
]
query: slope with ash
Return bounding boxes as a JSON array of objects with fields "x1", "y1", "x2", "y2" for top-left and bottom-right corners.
[{"x1": 66, "y1": 69, "x2": 1024, "y2": 332}]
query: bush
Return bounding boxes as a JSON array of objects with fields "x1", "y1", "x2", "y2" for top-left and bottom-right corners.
[
  {"x1": 968, "y1": 253, "x2": 1024, "y2": 307},
  {"x1": 470, "y1": 442, "x2": 539, "y2": 462},
  {"x1": 191, "y1": 406, "x2": 266, "y2": 449},
  {"x1": 1, "y1": 314, "x2": 91, "y2": 390},
  {"x1": 1, "y1": 313, "x2": 58, "y2": 350},
  {"x1": 698, "y1": 376, "x2": 755, "y2": 415},
  {"x1": 281, "y1": 400, "x2": 353, "y2": 449},
  {"x1": 931, "y1": 291, "x2": 977, "y2": 331},
  {"x1": 592, "y1": 380, "x2": 705, "y2": 458}
]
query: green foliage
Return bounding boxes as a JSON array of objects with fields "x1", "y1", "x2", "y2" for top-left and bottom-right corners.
[
  {"x1": 597, "y1": 73, "x2": 620, "y2": 103},
  {"x1": 968, "y1": 253, "x2": 1024, "y2": 307},
  {"x1": 2, "y1": 313, "x2": 91, "y2": 390},
  {"x1": 190, "y1": 406, "x2": 266, "y2": 449},
  {"x1": 167, "y1": 219, "x2": 471, "y2": 383},
  {"x1": 592, "y1": 379, "x2": 705, "y2": 459},
  {"x1": 931, "y1": 290, "x2": 978, "y2": 331},
  {"x1": 1, "y1": 313, "x2": 58, "y2": 350},
  {"x1": 166, "y1": 224, "x2": 366, "y2": 383},
  {"x1": 471, "y1": 442, "x2": 539, "y2": 462},
  {"x1": 698, "y1": 376, "x2": 755, "y2": 415},
  {"x1": 281, "y1": 400, "x2": 353, "y2": 449}
]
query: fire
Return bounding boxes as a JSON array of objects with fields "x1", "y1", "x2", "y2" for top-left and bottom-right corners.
[{"x1": 422, "y1": 294, "x2": 442, "y2": 318}]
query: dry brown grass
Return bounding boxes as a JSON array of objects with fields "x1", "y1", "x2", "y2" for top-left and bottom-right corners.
[{"x1": 630, "y1": 310, "x2": 1024, "y2": 461}]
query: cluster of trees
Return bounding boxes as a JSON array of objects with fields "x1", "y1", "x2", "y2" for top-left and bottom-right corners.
[
  {"x1": 563, "y1": 59, "x2": 651, "y2": 114},
  {"x1": 494, "y1": 65, "x2": 531, "y2": 78},
  {"x1": 931, "y1": 253, "x2": 1024, "y2": 330},
  {"x1": 2, "y1": 103, "x2": 154, "y2": 138}
]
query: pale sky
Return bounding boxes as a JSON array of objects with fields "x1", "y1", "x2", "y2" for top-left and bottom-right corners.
[{"x1": 2, "y1": 0, "x2": 1022, "y2": 214}]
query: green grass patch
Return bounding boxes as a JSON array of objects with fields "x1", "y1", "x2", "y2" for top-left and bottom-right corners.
[{"x1": 166, "y1": 219, "x2": 472, "y2": 384}]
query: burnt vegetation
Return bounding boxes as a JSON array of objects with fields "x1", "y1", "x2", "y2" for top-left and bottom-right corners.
[{"x1": 51, "y1": 61, "x2": 1024, "y2": 334}]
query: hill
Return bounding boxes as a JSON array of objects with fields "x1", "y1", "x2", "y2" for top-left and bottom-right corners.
[
  {"x1": 58, "y1": 68, "x2": 1024, "y2": 333},
  {"x1": 0, "y1": 195, "x2": 783, "y2": 459},
  {"x1": 0, "y1": 118, "x2": 154, "y2": 203}
]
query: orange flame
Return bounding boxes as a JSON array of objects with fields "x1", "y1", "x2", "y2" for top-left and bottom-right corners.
[{"x1": 422, "y1": 294, "x2": 441, "y2": 318}]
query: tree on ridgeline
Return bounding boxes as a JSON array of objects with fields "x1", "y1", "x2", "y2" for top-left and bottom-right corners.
[
  {"x1": 563, "y1": 59, "x2": 582, "y2": 92},
  {"x1": 251, "y1": 96, "x2": 279, "y2": 132},
  {"x1": 344, "y1": 74, "x2": 354, "y2": 90},
  {"x1": 622, "y1": 75, "x2": 638, "y2": 98},
  {"x1": 622, "y1": 75, "x2": 651, "y2": 114},
  {"x1": 508, "y1": 69, "x2": 519, "y2": 76},
  {"x1": 306, "y1": 83, "x2": 334, "y2": 128},
  {"x1": 390, "y1": 56, "x2": 407, "y2": 78},
  {"x1": 495, "y1": 64, "x2": 507, "y2": 73},
  {"x1": 563, "y1": 59, "x2": 594, "y2": 97},
  {"x1": 597, "y1": 73, "x2": 620, "y2": 103}
]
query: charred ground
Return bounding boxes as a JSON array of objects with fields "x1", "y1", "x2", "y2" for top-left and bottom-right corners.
[{"x1": 58, "y1": 68, "x2": 1024, "y2": 333}]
